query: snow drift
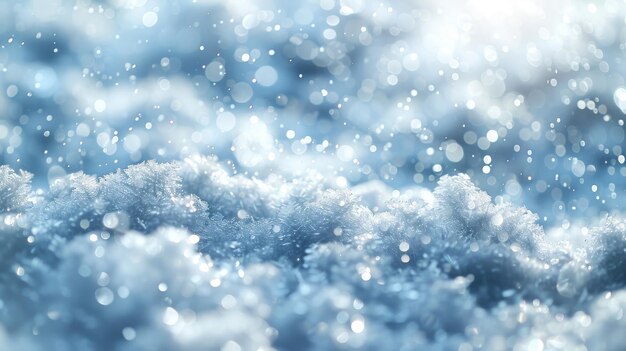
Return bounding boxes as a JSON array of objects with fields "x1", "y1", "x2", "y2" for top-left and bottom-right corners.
[{"x1": 0, "y1": 156, "x2": 625, "y2": 350}]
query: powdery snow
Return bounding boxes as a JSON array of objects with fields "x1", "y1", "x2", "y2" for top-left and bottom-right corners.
[{"x1": 0, "y1": 158, "x2": 624, "y2": 350}]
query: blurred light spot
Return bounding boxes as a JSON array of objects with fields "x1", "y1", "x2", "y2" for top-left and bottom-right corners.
[
  {"x1": 142, "y1": 11, "x2": 158, "y2": 27},
  {"x1": 205, "y1": 60, "x2": 226, "y2": 82},
  {"x1": 95, "y1": 287, "x2": 114, "y2": 306},
  {"x1": 6, "y1": 85, "x2": 18, "y2": 98},
  {"x1": 255, "y1": 66, "x2": 278, "y2": 87},
  {"x1": 94, "y1": 99, "x2": 107, "y2": 113},
  {"x1": 614, "y1": 87, "x2": 626, "y2": 113},
  {"x1": 351, "y1": 318, "x2": 365, "y2": 333},
  {"x1": 163, "y1": 307, "x2": 179, "y2": 326},
  {"x1": 337, "y1": 145, "x2": 354, "y2": 162},
  {"x1": 230, "y1": 82, "x2": 253, "y2": 103},
  {"x1": 445, "y1": 142, "x2": 464, "y2": 162},
  {"x1": 216, "y1": 112, "x2": 236, "y2": 132},
  {"x1": 122, "y1": 327, "x2": 136, "y2": 341}
]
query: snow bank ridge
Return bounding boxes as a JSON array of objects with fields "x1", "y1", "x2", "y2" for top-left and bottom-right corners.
[{"x1": 0, "y1": 156, "x2": 625, "y2": 350}]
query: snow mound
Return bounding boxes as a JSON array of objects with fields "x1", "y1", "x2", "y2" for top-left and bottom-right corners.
[{"x1": 1, "y1": 157, "x2": 625, "y2": 350}]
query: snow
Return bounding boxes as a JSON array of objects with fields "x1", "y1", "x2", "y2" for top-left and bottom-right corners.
[
  {"x1": 0, "y1": 158, "x2": 623, "y2": 350},
  {"x1": 2, "y1": 0, "x2": 626, "y2": 349}
]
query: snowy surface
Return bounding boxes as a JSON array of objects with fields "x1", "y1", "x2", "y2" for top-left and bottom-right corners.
[
  {"x1": 0, "y1": 158, "x2": 625, "y2": 350},
  {"x1": 1, "y1": 0, "x2": 626, "y2": 350}
]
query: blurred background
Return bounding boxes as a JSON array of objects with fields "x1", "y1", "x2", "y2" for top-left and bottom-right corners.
[{"x1": 1, "y1": 0, "x2": 625, "y2": 227}]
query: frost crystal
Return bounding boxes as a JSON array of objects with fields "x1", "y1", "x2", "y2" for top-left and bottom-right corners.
[{"x1": 0, "y1": 158, "x2": 622, "y2": 350}]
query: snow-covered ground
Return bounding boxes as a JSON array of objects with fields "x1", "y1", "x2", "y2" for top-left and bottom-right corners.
[
  {"x1": 1, "y1": 0, "x2": 626, "y2": 350},
  {"x1": 0, "y1": 159, "x2": 625, "y2": 350}
]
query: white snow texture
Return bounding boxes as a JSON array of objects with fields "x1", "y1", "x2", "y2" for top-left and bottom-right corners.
[{"x1": 0, "y1": 157, "x2": 625, "y2": 351}]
